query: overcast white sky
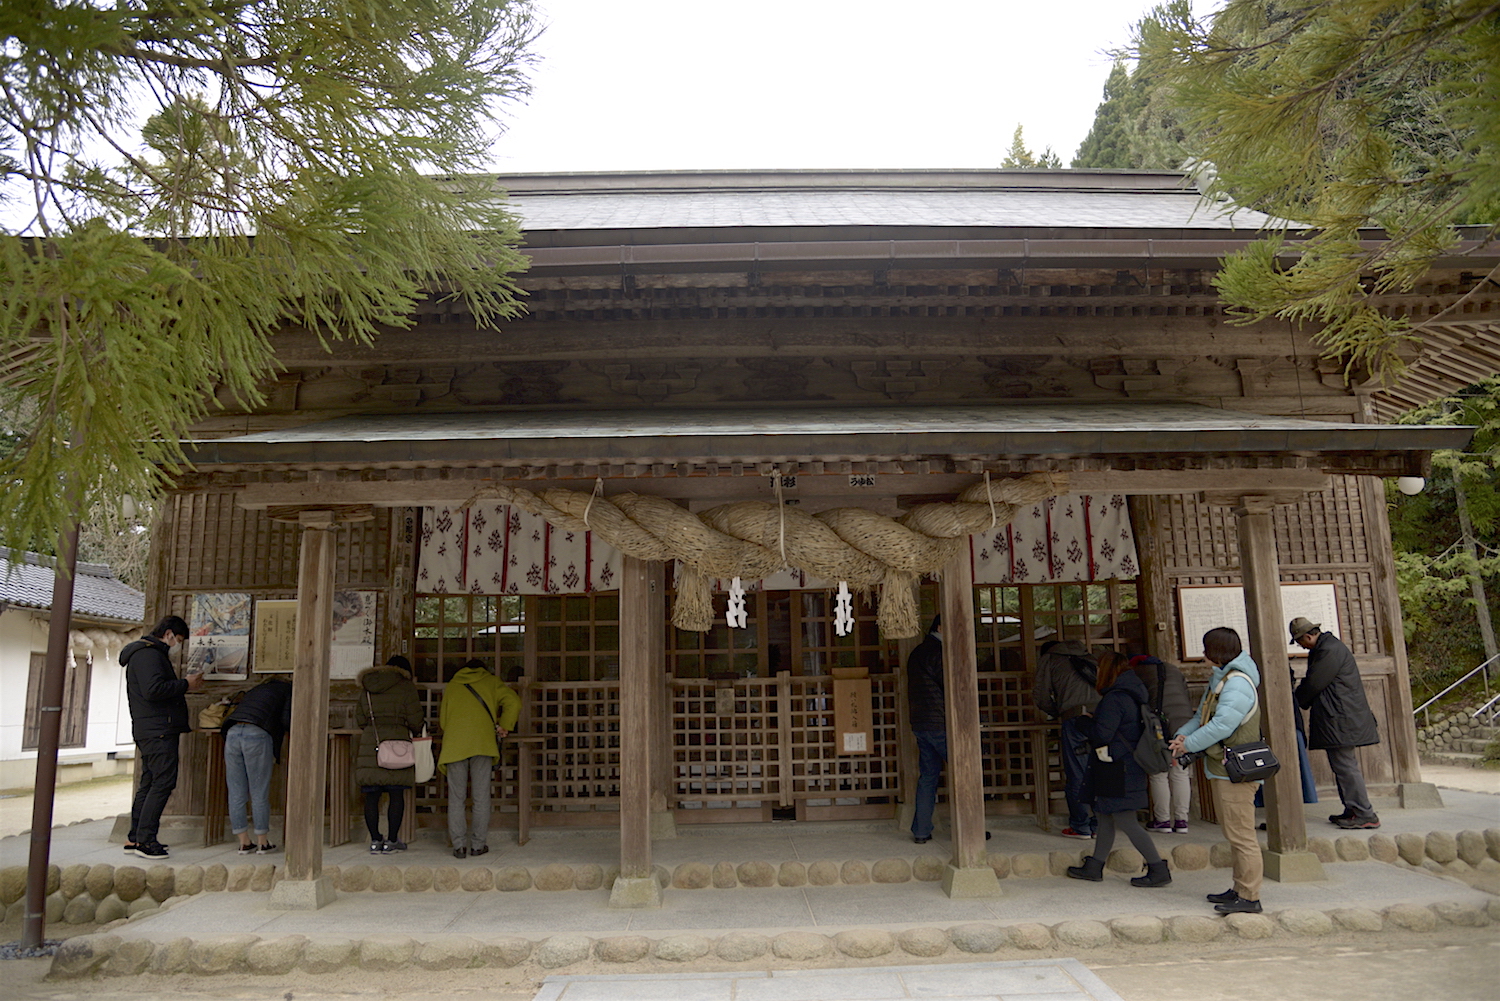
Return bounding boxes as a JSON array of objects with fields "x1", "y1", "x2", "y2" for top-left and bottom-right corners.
[{"x1": 490, "y1": 0, "x2": 1220, "y2": 175}]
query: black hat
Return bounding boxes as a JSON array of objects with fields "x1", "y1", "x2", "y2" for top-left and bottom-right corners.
[{"x1": 385, "y1": 655, "x2": 412, "y2": 672}]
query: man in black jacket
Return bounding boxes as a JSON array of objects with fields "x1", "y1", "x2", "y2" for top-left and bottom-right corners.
[
  {"x1": 907, "y1": 616, "x2": 946, "y2": 844},
  {"x1": 223, "y1": 676, "x2": 293, "y2": 854},
  {"x1": 1033, "y1": 639, "x2": 1100, "y2": 839},
  {"x1": 120, "y1": 615, "x2": 201, "y2": 859},
  {"x1": 1292, "y1": 617, "x2": 1381, "y2": 830}
]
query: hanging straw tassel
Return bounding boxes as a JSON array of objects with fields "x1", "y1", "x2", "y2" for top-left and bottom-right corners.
[{"x1": 671, "y1": 564, "x2": 716, "y2": 632}]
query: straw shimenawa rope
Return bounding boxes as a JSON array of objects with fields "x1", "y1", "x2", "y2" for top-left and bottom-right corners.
[{"x1": 461, "y1": 472, "x2": 1067, "y2": 638}]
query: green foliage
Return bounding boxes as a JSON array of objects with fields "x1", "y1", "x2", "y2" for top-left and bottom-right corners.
[
  {"x1": 1001, "y1": 125, "x2": 1062, "y2": 169},
  {"x1": 0, "y1": 0, "x2": 539, "y2": 551},
  {"x1": 1072, "y1": 62, "x2": 1137, "y2": 168},
  {"x1": 1072, "y1": 3, "x2": 1196, "y2": 170},
  {"x1": 1143, "y1": 0, "x2": 1500, "y2": 378},
  {"x1": 1390, "y1": 378, "x2": 1500, "y2": 693}
]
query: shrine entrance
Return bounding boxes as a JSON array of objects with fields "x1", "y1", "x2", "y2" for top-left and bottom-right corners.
[{"x1": 395, "y1": 578, "x2": 1139, "y2": 833}]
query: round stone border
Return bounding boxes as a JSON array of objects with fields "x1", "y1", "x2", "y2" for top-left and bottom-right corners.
[
  {"x1": 5, "y1": 826, "x2": 1499, "y2": 924},
  {"x1": 45, "y1": 896, "x2": 1500, "y2": 979}
]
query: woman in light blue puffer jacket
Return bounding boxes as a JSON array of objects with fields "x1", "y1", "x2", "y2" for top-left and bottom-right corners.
[{"x1": 1171, "y1": 627, "x2": 1264, "y2": 915}]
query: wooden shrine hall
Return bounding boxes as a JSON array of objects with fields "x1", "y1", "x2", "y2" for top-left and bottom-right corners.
[{"x1": 148, "y1": 170, "x2": 1497, "y2": 908}]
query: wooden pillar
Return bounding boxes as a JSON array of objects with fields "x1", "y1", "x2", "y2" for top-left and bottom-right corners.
[
  {"x1": 610, "y1": 555, "x2": 663, "y2": 907},
  {"x1": 1360, "y1": 476, "x2": 1442, "y2": 805},
  {"x1": 647, "y1": 558, "x2": 675, "y2": 838},
  {"x1": 1219, "y1": 493, "x2": 1325, "y2": 883},
  {"x1": 1128, "y1": 496, "x2": 1174, "y2": 660},
  {"x1": 937, "y1": 549, "x2": 1001, "y2": 898},
  {"x1": 269, "y1": 509, "x2": 341, "y2": 909}
]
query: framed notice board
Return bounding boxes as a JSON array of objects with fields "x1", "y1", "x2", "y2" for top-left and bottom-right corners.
[{"x1": 1177, "y1": 582, "x2": 1341, "y2": 661}]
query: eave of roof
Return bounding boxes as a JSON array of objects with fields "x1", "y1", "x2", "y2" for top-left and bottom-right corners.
[
  {"x1": 182, "y1": 403, "x2": 1473, "y2": 469},
  {"x1": 0, "y1": 548, "x2": 146, "y2": 625}
]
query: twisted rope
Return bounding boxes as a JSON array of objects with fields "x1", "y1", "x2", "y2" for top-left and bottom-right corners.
[{"x1": 460, "y1": 471, "x2": 1066, "y2": 638}]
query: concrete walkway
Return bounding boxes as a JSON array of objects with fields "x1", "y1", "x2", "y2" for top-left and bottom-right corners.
[{"x1": 534, "y1": 960, "x2": 1128, "y2": 1001}]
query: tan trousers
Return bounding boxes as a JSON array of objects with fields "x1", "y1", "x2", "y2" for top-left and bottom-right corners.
[{"x1": 1212, "y1": 778, "x2": 1263, "y2": 901}]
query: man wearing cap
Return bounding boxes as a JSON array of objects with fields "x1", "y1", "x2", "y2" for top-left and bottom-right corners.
[{"x1": 1291, "y1": 617, "x2": 1381, "y2": 829}]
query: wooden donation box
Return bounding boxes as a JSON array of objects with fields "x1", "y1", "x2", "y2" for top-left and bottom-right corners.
[{"x1": 830, "y1": 668, "x2": 873, "y2": 755}]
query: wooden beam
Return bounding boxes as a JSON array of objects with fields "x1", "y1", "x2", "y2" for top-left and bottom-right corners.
[
  {"x1": 235, "y1": 468, "x2": 1334, "y2": 512},
  {"x1": 617, "y1": 556, "x2": 656, "y2": 879},
  {"x1": 282, "y1": 511, "x2": 337, "y2": 887},
  {"x1": 939, "y1": 552, "x2": 986, "y2": 870}
]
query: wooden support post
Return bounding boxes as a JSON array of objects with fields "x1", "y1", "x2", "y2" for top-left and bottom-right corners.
[
  {"x1": 270, "y1": 510, "x2": 338, "y2": 910},
  {"x1": 1128, "y1": 496, "x2": 1174, "y2": 660},
  {"x1": 646, "y1": 560, "x2": 675, "y2": 839},
  {"x1": 1360, "y1": 476, "x2": 1442, "y2": 807},
  {"x1": 610, "y1": 555, "x2": 663, "y2": 907},
  {"x1": 938, "y1": 549, "x2": 1001, "y2": 898},
  {"x1": 1230, "y1": 495, "x2": 1325, "y2": 883}
]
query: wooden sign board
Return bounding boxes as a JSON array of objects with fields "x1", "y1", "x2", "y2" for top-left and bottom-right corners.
[
  {"x1": 1177, "y1": 582, "x2": 1341, "y2": 661},
  {"x1": 254, "y1": 599, "x2": 298, "y2": 674}
]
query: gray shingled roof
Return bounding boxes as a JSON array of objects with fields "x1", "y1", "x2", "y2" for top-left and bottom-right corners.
[
  {"x1": 504, "y1": 187, "x2": 1277, "y2": 234},
  {"x1": 0, "y1": 548, "x2": 145, "y2": 625}
]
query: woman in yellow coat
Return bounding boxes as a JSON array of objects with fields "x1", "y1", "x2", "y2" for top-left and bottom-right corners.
[{"x1": 439, "y1": 659, "x2": 520, "y2": 858}]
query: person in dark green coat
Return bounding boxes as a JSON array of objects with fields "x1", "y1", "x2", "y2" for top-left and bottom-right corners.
[{"x1": 355, "y1": 655, "x2": 424, "y2": 854}]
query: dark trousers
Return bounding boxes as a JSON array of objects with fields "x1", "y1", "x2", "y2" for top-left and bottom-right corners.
[
  {"x1": 128, "y1": 734, "x2": 180, "y2": 845},
  {"x1": 910, "y1": 730, "x2": 948, "y2": 840},
  {"x1": 1061, "y1": 716, "x2": 1096, "y2": 834}
]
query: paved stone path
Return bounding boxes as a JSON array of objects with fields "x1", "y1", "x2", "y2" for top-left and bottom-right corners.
[{"x1": 534, "y1": 960, "x2": 1124, "y2": 1001}]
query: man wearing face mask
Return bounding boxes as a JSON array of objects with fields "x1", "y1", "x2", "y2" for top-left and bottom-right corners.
[{"x1": 120, "y1": 615, "x2": 203, "y2": 859}]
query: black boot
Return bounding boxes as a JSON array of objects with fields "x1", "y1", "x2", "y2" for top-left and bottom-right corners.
[
  {"x1": 1066, "y1": 855, "x2": 1106, "y2": 881},
  {"x1": 1130, "y1": 859, "x2": 1172, "y2": 887}
]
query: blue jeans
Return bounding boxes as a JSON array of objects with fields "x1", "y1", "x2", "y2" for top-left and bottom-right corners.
[
  {"x1": 225, "y1": 723, "x2": 276, "y2": 837},
  {"x1": 911, "y1": 730, "x2": 948, "y2": 840},
  {"x1": 1060, "y1": 716, "x2": 1095, "y2": 834}
]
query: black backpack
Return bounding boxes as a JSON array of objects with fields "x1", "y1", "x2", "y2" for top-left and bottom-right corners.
[{"x1": 1132, "y1": 662, "x2": 1174, "y2": 775}]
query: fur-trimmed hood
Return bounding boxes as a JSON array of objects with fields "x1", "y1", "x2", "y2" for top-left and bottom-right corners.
[{"x1": 358, "y1": 663, "x2": 412, "y2": 694}]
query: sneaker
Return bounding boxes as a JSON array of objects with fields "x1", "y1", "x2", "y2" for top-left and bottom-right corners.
[
  {"x1": 369, "y1": 841, "x2": 386, "y2": 855},
  {"x1": 1328, "y1": 810, "x2": 1353, "y2": 824},
  {"x1": 1206, "y1": 888, "x2": 1239, "y2": 904},
  {"x1": 386, "y1": 840, "x2": 407, "y2": 852},
  {"x1": 453, "y1": 847, "x2": 468, "y2": 859},
  {"x1": 1146, "y1": 820, "x2": 1172, "y2": 832},
  {"x1": 131, "y1": 842, "x2": 169, "y2": 860},
  {"x1": 1214, "y1": 897, "x2": 1262, "y2": 914},
  {"x1": 912, "y1": 835, "x2": 931, "y2": 844},
  {"x1": 236, "y1": 843, "x2": 256, "y2": 855},
  {"x1": 1061, "y1": 828, "x2": 1094, "y2": 840},
  {"x1": 1332, "y1": 815, "x2": 1380, "y2": 830},
  {"x1": 124, "y1": 841, "x2": 168, "y2": 853},
  {"x1": 1173, "y1": 820, "x2": 1189, "y2": 834},
  {"x1": 255, "y1": 843, "x2": 279, "y2": 855},
  {"x1": 469, "y1": 845, "x2": 489, "y2": 857}
]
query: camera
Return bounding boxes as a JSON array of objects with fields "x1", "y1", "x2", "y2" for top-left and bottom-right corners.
[{"x1": 1175, "y1": 749, "x2": 1206, "y2": 769}]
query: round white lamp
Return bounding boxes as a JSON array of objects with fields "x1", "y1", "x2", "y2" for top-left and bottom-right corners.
[{"x1": 1395, "y1": 476, "x2": 1426, "y2": 496}]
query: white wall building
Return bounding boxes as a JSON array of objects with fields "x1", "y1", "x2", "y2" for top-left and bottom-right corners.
[{"x1": 0, "y1": 548, "x2": 145, "y2": 790}]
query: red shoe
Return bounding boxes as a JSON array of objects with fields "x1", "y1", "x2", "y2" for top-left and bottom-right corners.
[{"x1": 1061, "y1": 828, "x2": 1094, "y2": 840}]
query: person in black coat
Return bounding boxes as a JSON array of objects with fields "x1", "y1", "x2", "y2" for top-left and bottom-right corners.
[
  {"x1": 1066, "y1": 652, "x2": 1170, "y2": 887},
  {"x1": 1291, "y1": 618, "x2": 1381, "y2": 829},
  {"x1": 120, "y1": 615, "x2": 202, "y2": 859},
  {"x1": 906, "y1": 615, "x2": 946, "y2": 844},
  {"x1": 222, "y1": 676, "x2": 293, "y2": 854}
]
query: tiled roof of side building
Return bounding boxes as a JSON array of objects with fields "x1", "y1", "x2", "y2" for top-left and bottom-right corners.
[{"x1": 0, "y1": 548, "x2": 146, "y2": 625}]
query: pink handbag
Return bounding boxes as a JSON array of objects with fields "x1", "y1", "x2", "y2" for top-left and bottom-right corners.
[{"x1": 368, "y1": 691, "x2": 415, "y2": 770}]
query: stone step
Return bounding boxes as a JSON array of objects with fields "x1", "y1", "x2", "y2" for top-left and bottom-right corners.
[
  {"x1": 1420, "y1": 750, "x2": 1490, "y2": 768},
  {"x1": 1452, "y1": 737, "x2": 1498, "y2": 754}
]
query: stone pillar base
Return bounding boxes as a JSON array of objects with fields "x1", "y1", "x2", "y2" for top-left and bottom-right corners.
[
  {"x1": 649, "y1": 810, "x2": 678, "y2": 840},
  {"x1": 268, "y1": 876, "x2": 337, "y2": 911},
  {"x1": 941, "y1": 864, "x2": 1002, "y2": 899},
  {"x1": 1397, "y1": 781, "x2": 1444, "y2": 809},
  {"x1": 1262, "y1": 849, "x2": 1326, "y2": 883},
  {"x1": 608, "y1": 875, "x2": 663, "y2": 908}
]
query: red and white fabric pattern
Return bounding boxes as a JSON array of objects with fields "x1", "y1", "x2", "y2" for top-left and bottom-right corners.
[
  {"x1": 417, "y1": 493, "x2": 1136, "y2": 595},
  {"x1": 417, "y1": 504, "x2": 622, "y2": 595},
  {"x1": 971, "y1": 493, "x2": 1137, "y2": 584}
]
